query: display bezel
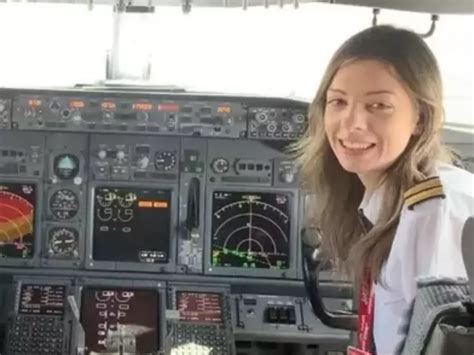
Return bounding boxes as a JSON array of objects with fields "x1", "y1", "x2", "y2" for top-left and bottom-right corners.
[
  {"x1": 176, "y1": 291, "x2": 224, "y2": 324},
  {"x1": 85, "y1": 182, "x2": 177, "y2": 273},
  {"x1": 78, "y1": 278, "x2": 165, "y2": 355},
  {"x1": 204, "y1": 186, "x2": 298, "y2": 279},
  {"x1": 0, "y1": 179, "x2": 41, "y2": 267}
]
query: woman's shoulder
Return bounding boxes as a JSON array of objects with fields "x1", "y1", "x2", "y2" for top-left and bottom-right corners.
[{"x1": 402, "y1": 163, "x2": 474, "y2": 219}]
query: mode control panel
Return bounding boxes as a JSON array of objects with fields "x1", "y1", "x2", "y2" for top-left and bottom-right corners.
[{"x1": 11, "y1": 94, "x2": 249, "y2": 139}]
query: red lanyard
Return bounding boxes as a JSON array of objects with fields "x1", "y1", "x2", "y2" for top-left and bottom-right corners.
[{"x1": 347, "y1": 274, "x2": 375, "y2": 355}]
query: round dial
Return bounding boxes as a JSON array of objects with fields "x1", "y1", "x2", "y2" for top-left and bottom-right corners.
[
  {"x1": 211, "y1": 191, "x2": 290, "y2": 269},
  {"x1": 53, "y1": 154, "x2": 80, "y2": 180},
  {"x1": 49, "y1": 189, "x2": 80, "y2": 220},
  {"x1": 154, "y1": 151, "x2": 176, "y2": 171},
  {"x1": 211, "y1": 158, "x2": 230, "y2": 174},
  {"x1": 48, "y1": 227, "x2": 78, "y2": 257}
]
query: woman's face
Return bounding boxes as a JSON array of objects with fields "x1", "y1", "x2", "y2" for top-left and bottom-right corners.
[{"x1": 324, "y1": 59, "x2": 419, "y2": 187}]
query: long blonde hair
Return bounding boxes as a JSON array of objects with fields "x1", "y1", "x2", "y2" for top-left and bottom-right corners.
[{"x1": 292, "y1": 25, "x2": 452, "y2": 284}]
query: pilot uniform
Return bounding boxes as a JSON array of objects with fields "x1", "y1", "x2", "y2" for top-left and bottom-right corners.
[{"x1": 358, "y1": 163, "x2": 474, "y2": 354}]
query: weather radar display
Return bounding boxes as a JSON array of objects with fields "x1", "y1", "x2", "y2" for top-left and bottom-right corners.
[
  {"x1": 211, "y1": 191, "x2": 290, "y2": 269},
  {"x1": 0, "y1": 183, "x2": 35, "y2": 258}
]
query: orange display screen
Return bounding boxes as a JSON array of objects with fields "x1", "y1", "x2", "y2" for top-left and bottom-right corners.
[
  {"x1": 158, "y1": 103, "x2": 179, "y2": 112},
  {"x1": 217, "y1": 106, "x2": 231, "y2": 113},
  {"x1": 133, "y1": 102, "x2": 153, "y2": 111},
  {"x1": 69, "y1": 100, "x2": 85, "y2": 109},
  {"x1": 28, "y1": 99, "x2": 42, "y2": 107},
  {"x1": 101, "y1": 101, "x2": 116, "y2": 110},
  {"x1": 138, "y1": 200, "x2": 168, "y2": 209}
]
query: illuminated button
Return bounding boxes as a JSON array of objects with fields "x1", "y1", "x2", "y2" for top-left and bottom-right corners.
[
  {"x1": 97, "y1": 150, "x2": 107, "y2": 160},
  {"x1": 116, "y1": 151, "x2": 125, "y2": 160},
  {"x1": 280, "y1": 171, "x2": 295, "y2": 184}
]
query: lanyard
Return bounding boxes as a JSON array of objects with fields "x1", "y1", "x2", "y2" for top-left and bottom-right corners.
[
  {"x1": 347, "y1": 274, "x2": 375, "y2": 355},
  {"x1": 349, "y1": 210, "x2": 375, "y2": 355},
  {"x1": 358, "y1": 274, "x2": 375, "y2": 352}
]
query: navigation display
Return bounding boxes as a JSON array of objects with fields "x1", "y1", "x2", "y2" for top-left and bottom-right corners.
[
  {"x1": 176, "y1": 292, "x2": 223, "y2": 324},
  {"x1": 0, "y1": 183, "x2": 35, "y2": 259},
  {"x1": 93, "y1": 187, "x2": 171, "y2": 263},
  {"x1": 81, "y1": 288, "x2": 160, "y2": 354},
  {"x1": 18, "y1": 284, "x2": 65, "y2": 316},
  {"x1": 211, "y1": 191, "x2": 290, "y2": 269}
]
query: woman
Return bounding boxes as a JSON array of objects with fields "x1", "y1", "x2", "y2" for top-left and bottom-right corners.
[{"x1": 293, "y1": 25, "x2": 474, "y2": 354}]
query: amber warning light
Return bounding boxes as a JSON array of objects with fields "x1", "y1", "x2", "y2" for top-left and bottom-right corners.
[
  {"x1": 133, "y1": 102, "x2": 153, "y2": 111},
  {"x1": 138, "y1": 200, "x2": 169, "y2": 208},
  {"x1": 217, "y1": 106, "x2": 231, "y2": 114},
  {"x1": 101, "y1": 101, "x2": 116, "y2": 110},
  {"x1": 69, "y1": 100, "x2": 85, "y2": 109},
  {"x1": 158, "y1": 103, "x2": 179, "y2": 112},
  {"x1": 28, "y1": 99, "x2": 42, "y2": 107}
]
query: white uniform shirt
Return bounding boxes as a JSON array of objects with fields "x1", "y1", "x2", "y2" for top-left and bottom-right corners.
[{"x1": 359, "y1": 163, "x2": 474, "y2": 354}]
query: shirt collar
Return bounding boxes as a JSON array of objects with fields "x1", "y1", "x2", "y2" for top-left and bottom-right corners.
[{"x1": 359, "y1": 182, "x2": 385, "y2": 225}]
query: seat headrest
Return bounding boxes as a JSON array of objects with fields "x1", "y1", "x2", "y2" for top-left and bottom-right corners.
[{"x1": 461, "y1": 216, "x2": 474, "y2": 301}]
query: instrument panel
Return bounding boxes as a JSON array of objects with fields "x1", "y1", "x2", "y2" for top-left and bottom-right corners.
[{"x1": 0, "y1": 87, "x2": 378, "y2": 355}]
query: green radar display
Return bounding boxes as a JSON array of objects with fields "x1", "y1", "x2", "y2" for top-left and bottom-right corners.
[{"x1": 211, "y1": 191, "x2": 290, "y2": 269}]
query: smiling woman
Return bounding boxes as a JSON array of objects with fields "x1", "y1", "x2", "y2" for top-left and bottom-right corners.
[
  {"x1": 324, "y1": 59, "x2": 423, "y2": 192},
  {"x1": 292, "y1": 25, "x2": 474, "y2": 354}
]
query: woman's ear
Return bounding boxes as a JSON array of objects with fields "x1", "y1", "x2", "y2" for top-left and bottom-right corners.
[
  {"x1": 413, "y1": 121, "x2": 423, "y2": 136},
  {"x1": 413, "y1": 109, "x2": 424, "y2": 136}
]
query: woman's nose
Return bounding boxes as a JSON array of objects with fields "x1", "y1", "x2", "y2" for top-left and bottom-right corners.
[{"x1": 341, "y1": 104, "x2": 369, "y2": 131}]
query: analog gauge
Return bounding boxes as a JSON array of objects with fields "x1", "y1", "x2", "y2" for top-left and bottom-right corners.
[
  {"x1": 48, "y1": 227, "x2": 78, "y2": 257},
  {"x1": 154, "y1": 151, "x2": 177, "y2": 171},
  {"x1": 53, "y1": 154, "x2": 80, "y2": 180},
  {"x1": 117, "y1": 192, "x2": 137, "y2": 209},
  {"x1": 211, "y1": 158, "x2": 230, "y2": 174},
  {"x1": 49, "y1": 189, "x2": 80, "y2": 220}
]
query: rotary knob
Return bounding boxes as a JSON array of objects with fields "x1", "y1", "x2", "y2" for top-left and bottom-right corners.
[
  {"x1": 255, "y1": 111, "x2": 269, "y2": 123},
  {"x1": 267, "y1": 123, "x2": 277, "y2": 133},
  {"x1": 211, "y1": 158, "x2": 230, "y2": 174},
  {"x1": 292, "y1": 113, "x2": 305, "y2": 123}
]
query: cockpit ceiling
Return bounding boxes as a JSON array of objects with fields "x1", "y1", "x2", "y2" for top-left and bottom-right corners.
[{"x1": 0, "y1": 0, "x2": 473, "y2": 14}]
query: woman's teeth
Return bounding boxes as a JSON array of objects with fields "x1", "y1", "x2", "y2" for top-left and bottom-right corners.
[{"x1": 340, "y1": 140, "x2": 374, "y2": 149}]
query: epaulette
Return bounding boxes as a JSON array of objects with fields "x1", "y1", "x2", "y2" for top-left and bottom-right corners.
[{"x1": 404, "y1": 176, "x2": 445, "y2": 210}]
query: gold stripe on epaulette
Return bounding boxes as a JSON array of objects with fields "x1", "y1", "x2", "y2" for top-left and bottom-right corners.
[
  {"x1": 405, "y1": 186, "x2": 445, "y2": 210},
  {"x1": 404, "y1": 176, "x2": 442, "y2": 200}
]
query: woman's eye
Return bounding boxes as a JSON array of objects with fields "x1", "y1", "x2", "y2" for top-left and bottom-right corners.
[
  {"x1": 368, "y1": 102, "x2": 393, "y2": 111},
  {"x1": 326, "y1": 98, "x2": 347, "y2": 107}
]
